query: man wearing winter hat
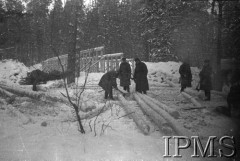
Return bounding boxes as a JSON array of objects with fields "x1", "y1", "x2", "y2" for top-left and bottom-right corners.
[
  {"x1": 133, "y1": 58, "x2": 149, "y2": 94},
  {"x1": 118, "y1": 57, "x2": 131, "y2": 92}
]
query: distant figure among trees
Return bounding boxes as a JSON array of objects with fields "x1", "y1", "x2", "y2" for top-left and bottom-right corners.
[
  {"x1": 98, "y1": 70, "x2": 118, "y2": 100},
  {"x1": 118, "y1": 57, "x2": 131, "y2": 93},
  {"x1": 179, "y1": 59, "x2": 192, "y2": 92},
  {"x1": 199, "y1": 59, "x2": 212, "y2": 101},
  {"x1": 133, "y1": 58, "x2": 149, "y2": 94}
]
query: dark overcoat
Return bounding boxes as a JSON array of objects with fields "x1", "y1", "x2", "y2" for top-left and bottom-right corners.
[
  {"x1": 119, "y1": 61, "x2": 131, "y2": 87},
  {"x1": 199, "y1": 65, "x2": 212, "y2": 90},
  {"x1": 98, "y1": 71, "x2": 117, "y2": 93},
  {"x1": 179, "y1": 63, "x2": 192, "y2": 87},
  {"x1": 28, "y1": 69, "x2": 48, "y2": 91},
  {"x1": 227, "y1": 82, "x2": 240, "y2": 104},
  {"x1": 227, "y1": 71, "x2": 240, "y2": 105},
  {"x1": 133, "y1": 61, "x2": 149, "y2": 92}
]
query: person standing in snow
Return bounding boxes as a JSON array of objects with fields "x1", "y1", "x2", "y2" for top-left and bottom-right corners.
[
  {"x1": 227, "y1": 69, "x2": 240, "y2": 116},
  {"x1": 133, "y1": 58, "x2": 149, "y2": 94},
  {"x1": 199, "y1": 59, "x2": 212, "y2": 101},
  {"x1": 118, "y1": 57, "x2": 131, "y2": 92},
  {"x1": 98, "y1": 70, "x2": 118, "y2": 100},
  {"x1": 179, "y1": 59, "x2": 192, "y2": 92}
]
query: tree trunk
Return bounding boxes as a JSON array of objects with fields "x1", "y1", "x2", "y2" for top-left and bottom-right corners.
[
  {"x1": 73, "y1": 103, "x2": 85, "y2": 133},
  {"x1": 67, "y1": 0, "x2": 79, "y2": 84},
  {"x1": 213, "y1": 0, "x2": 223, "y2": 91},
  {"x1": 143, "y1": 36, "x2": 149, "y2": 61}
]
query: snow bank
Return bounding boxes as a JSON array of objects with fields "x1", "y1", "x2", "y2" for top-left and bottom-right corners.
[
  {"x1": 29, "y1": 63, "x2": 42, "y2": 71},
  {"x1": 0, "y1": 59, "x2": 30, "y2": 84},
  {"x1": 146, "y1": 61, "x2": 200, "y2": 87},
  {"x1": 146, "y1": 61, "x2": 181, "y2": 78}
]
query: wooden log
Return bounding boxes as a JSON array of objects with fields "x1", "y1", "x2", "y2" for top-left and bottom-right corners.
[
  {"x1": 181, "y1": 92, "x2": 202, "y2": 107},
  {"x1": 79, "y1": 101, "x2": 111, "y2": 120},
  {"x1": 0, "y1": 87, "x2": 16, "y2": 98},
  {"x1": 0, "y1": 87, "x2": 17, "y2": 104},
  {"x1": 143, "y1": 93, "x2": 180, "y2": 119},
  {"x1": 19, "y1": 84, "x2": 48, "y2": 92},
  {"x1": 118, "y1": 93, "x2": 150, "y2": 135},
  {"x1": 115, "y1": 89, "x2": 131, "y2": 98},
  {"x1": 0, "y1": 84, "x2": 45, "y2": 100},
  {"x1": 164, "y1": 79, "x2": 178, "y2": 87},
  {"x1": 182, "y1": 106, "x2": 206, "y2": 110},
  {"x1": 133, "y1": 93, "x2": 173, "y2": 135},
  {"x1": 137, "y1": 93, "x2": 191, "y2": 137},
  {"x1": 184, "y1": 88, "x2": 199, "y2": 96}
]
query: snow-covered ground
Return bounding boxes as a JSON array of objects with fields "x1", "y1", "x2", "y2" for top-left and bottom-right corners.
[
  {"x1": 0, "y1": 59, "x2": 29, "y2": 84},
  {"x1": 0, "y1": 59, "x2": 239, "y2": 161}
]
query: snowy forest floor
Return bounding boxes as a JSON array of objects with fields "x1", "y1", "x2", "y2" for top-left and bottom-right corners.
[{"x1": 0, "y1": 60, "x2": 239, "y2": 161}]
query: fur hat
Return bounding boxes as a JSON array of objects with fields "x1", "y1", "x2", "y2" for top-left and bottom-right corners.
[
  {"x1": 121, "y1": 57, "x2": 126, "y2": 61},
  {"x1": 134, "y1": 58, "x2": 140, "y2": 62}
]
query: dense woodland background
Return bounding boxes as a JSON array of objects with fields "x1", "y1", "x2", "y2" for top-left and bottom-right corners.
[{"x1": 0, "y1": 0, "x2": 240, "y2": 71}]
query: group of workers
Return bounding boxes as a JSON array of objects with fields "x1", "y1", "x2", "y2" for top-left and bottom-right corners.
[
  {"x1": 98, "y1": 57, "x2": 149, "y2": 100},
  {"x1": 99, "y1": 56, "x2": 215, "y2": 101},
  {"x1": 179, "y1": 59, "x2": 240, "y2": 116},
  {"x1": 99, "y1": 57, "x2": 215, "y2": 101},
  {"x1": 179, "y1": 59, "x2": 212, "y2": 101},
  {"x1": 99, "y1": 57, "x2": 240, "y2": 117}
]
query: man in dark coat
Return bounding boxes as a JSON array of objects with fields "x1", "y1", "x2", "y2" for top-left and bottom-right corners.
[
  {"x1": 98, "y1": 70, "x2": 118, "y2": 100},
  {"x1": 227, "y1": 70, "x2": 240, "y2": 117},
  {"x1": 133, "y1": 58, "x2": 149, "y2": 94},
  {"x1": 179, "y1": 60, "x2": 192, "y2": 92},
  {"x1": 199, "y1": 59, "x2": 212, "y2": 101},
  {"x1": 119, "y1": 58, "x2": 131, "y2": 92}
]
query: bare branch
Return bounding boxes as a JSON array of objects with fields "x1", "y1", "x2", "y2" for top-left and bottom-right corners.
[
  {"x1": 117, "y1": 111, "x2": 135, "y2": 119},
  {"x1": 50, "y1": 45, "x2": 85, "y2": 134},
  {"x1": 89, "y1": 120, "x2": 92, "y2": 132},
  {"x1": 93, "y1": 103, "x2": 106, "y2": 136}
]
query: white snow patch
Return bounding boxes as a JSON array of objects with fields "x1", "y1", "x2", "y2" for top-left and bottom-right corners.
[
  {"x1": 146, "y1": 61, "x2": 200, "y2": 87},
  {"x1": 0, "y1": 59, "x2": 30, "y2": 84}
]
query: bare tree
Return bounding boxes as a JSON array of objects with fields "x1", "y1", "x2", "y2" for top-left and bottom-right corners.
[
  {"x1": 67, "y1": 0, "x2": 83, "y2": 84},
  {"x1": 51, "y1": 46, "x2": 86, "y2": 133}
]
